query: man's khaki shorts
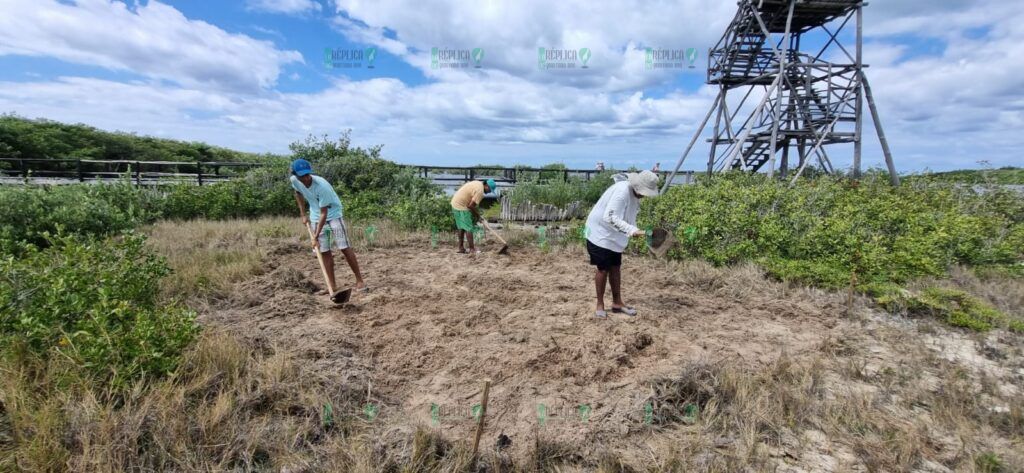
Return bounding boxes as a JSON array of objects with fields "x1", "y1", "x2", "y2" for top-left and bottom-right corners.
[{"x1": 311, "y1": 218, "x2": 349, "y2": 252}]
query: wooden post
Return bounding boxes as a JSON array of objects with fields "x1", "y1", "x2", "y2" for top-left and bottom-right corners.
[
  {"x1": 861, "y1": 75, "x2": 900, "y2": 186},
  {"x1": 767, "y1": 0, "x2": 796, "y2": 178},
  {"x1": 135, "y1": 161, "x2": 141, "y2": 187},
  {"x1": 662, "y1": 87, "x2": 721, "y2": 194},
  {"x1": 77, "y1": 159, "x2": 84, "y2": 182},
  {"x1": 852, "y1": 6, "x2": 864, "y2": 178},
  {"x1": 471, "y1": 379, "x2": 491, "y2": 459},
  {"x1": 196, "y1": 161, "x2": 203, "y2": 186},
  {"x1": 709, "y1": 89, "x2": 724, "y2": 176}
]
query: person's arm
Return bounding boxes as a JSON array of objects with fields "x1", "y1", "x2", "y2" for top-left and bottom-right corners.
[
  {"x1": 602, "y1": 186, "x2": 644, "y2": 237},
  {"x1": 467, "y1": 201, "x2": 481, "y2": 221},
  {"x1": 294, "y1": 191, "x2": 309, "y2": 225}
]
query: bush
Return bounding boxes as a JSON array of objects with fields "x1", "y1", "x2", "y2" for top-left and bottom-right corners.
[
  {"x1": 0, "y1": 182, "x2": 156, "y2": 254},
  {"x1": 508, "y1": 172, "x2": 616, "y2": 208},
  {"x1": 644, "y1": 173, "x2": 1023, "y2": 289},
  {"x1": 0, "y1": 233, "x2": 199, "y2": 388}
]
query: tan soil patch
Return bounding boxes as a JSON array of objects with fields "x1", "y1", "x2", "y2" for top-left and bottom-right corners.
[{"x1": 202, "y1": 242, "x2": 848, "y2": 457}]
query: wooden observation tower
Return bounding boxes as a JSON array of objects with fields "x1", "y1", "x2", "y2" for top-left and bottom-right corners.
[{"x1": 663, "y1": 0, "x2": 899, "y2": 190}]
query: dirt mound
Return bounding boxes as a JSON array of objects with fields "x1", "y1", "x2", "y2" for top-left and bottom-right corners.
[{"x1": 200, "y1": 242, "x2": 852, "y2": 457}]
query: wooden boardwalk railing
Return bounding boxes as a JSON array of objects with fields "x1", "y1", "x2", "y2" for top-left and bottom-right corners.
[{"x1": 0, "y1": 158, "x2": 696, "y2": 188}]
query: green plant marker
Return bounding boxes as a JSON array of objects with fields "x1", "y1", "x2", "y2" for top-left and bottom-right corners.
[
  {"x1": 365, "y1": 225, "x2": 377, "y2": 245},
  {"x1": 581, "y1": 225, "x2": 590, "y2": 241},
  {"x1": 430, "y1": 403, "x2": 440, "y2": 426},
  {"x1": 472, "y1": 403, "x2": 482, "y2": 421},
  {"x1": 684, "y1": 226, "x2": 697, "y2": 242},
  {"x1": 537, "y1": 403, "x2": 547, "y2": 425},
  {"x1": 364, "y1": 403, "x2": 378, "y2": 422},
  {"x1": 578, "y1": 404, "x2": 591, "y2": 423},
  {"x1": 682, "y1": 403, "x2": 699, "y2": 424},
  {"x1": 322, "y1": 402, "x2": 334, "y2": 428},
  {"x1": 430, "y1": 226, "x2": 438, "y2": 249},
  {"x1": 473, "y1": 226, "x2": 484, "y2": 243},
  {"x1": 537, "y1": 226, "x2": 548, "y2": 249},
  {"x1": 643, "y1": 402, "x2": 653, "y2": 425},
  {"x1": 645, "y1": 225, "x2": 653, "y2": 248}
]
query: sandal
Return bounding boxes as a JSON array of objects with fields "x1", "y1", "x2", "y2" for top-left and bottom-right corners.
[
  {"x1": 354, "y1": 286, "x2": 370, "y2": 294},
  {"x1": 612, "y1": 306, "x2": 638, "y2": 316},
  {"x1": 594, "y1": 309, "x2": 608, "y2": 318},
  {"x1": 457, "y1": 249, "x2": 467, "y2": 254}
]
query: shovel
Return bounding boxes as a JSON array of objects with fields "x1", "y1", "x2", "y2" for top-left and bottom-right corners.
[
  {"x1": 479, "y1": 219, "x2": 510, "y2": 255},
  {"x1": 305, "y1": 223, "x2": 351, "y2": 304},
  {"x1": 647, "y1": 227, "x2": 675, "y2": 259}
]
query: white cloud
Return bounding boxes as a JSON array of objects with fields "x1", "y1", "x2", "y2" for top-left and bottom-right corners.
[
  {"x1": 247, "y1": 0, "x2": 322, "y2": 15},
  {"x1": 0, "y1": 75, "x2": 714, "y2": 168},
  {"x1": 1, "y1": 0, "x2": 1023, "y2": 171},
  {"x1": 331, "y1": 0, "x2": 734, "y2": 92},
  {"x1": 0, "y1": 0, "x2": 303, "y2": 92}
]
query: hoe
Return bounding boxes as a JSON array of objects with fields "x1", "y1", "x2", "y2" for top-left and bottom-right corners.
[
  {"x1": 480, "y1": 220, "x2": 510, "y2": 255},
  {"x1": 306, "y1": 224, "x2": 351, "y2": 304}
]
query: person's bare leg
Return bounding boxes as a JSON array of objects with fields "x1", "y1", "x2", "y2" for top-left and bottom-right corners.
[
  {"x1": 610, "y1": 266, "x2": 625, "y2": 308},
  {"x1": 594, "y1": 268, "x2": 608, "y2": 311},
  {"x1": 322, "y1": 250, "x2": 337, "y2": 293},
  {"x1": 466, "y1": 230, "x2": 476, "y2": 252},
  {"x1": 457, "y1": 230, "x2": 466, "y2": 252},
  {"x1": 340, "y1": 247, "x2": 366, "y2": 290}
]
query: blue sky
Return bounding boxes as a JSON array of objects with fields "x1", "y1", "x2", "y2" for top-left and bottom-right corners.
[{"x1": 0, "y1": 0, "x2": 1022, "y2": 172}]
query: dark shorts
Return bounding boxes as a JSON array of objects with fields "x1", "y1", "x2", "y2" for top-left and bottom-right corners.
[{"x1": 586, "y1": 240, "x2": 622, "y2": 271}]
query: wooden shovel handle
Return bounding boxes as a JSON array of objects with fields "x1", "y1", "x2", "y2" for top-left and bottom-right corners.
[
  {"x1": 479, "y1": 219, "x2": 508, "y2": 246},
  {"x1": 306, "y1": 223, "x2": 337, "y2": 294}
]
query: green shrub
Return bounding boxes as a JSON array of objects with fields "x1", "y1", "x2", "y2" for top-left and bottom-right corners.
[
  {"x1": 0, "y1": 233, "x2": 199, "y2": 387},
  {"x1": 508, "y1": 172, "x2": 616, "y2": 207},
  {"x1": 0, "y1": 182, "x2": 155, "y2": 254},
  {"x1": 643, "y1": 173, "x2": 1023, "y2": 288}
]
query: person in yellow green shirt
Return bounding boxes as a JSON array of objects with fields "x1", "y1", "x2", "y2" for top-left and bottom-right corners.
[{"x1": 450, "y1": 178, "x2": 495, "y2": 254}]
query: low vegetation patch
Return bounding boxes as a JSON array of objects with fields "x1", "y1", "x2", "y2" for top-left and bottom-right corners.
[{"x1": 0, "y1": 234, "x2": 199, "y2": 389}]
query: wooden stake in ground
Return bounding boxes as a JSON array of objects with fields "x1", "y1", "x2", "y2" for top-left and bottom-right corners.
[{"x1": 471, "y1": 379, "x2": 491, "y2": 458}]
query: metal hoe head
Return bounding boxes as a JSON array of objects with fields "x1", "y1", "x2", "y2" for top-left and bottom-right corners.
[
  {"x1": 648, "y1": 228, "x2": 675, "y2": 259},
  {"x1": 330, "y1": 288, "x2": 352, "y2": 304}
]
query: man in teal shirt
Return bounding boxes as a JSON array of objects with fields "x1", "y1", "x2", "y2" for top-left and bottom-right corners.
[{"x1": 290, "y1": 158, "x2": 367, "y2": 295}]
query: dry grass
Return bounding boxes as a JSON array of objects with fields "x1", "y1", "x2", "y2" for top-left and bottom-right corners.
[
  {"x1": 4, "y1": 217, "x2": 1023, "y2": 472},
  {"x1": 145, "y1": 217, "x2": 437, "y2": 302}
]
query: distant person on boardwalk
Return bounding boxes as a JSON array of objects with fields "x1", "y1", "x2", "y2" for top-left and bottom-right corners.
[
  {"x1": 584, "y1": 170, "x2": 660, "y2": 318},
  {"x1": 451, "y1": 178, "x2": 496, "y2": 254},
  {"x1": 290, "y1": 159, "x2": 367, "y2": 295},
  {"x1": 651, "y1": 162, "x2": 660, "y2": 172},
  {"x1": 596, "y1": 162, "x2": 606, "y2": 171}
]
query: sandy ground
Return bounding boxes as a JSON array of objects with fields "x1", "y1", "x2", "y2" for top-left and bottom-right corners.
[
  {"x1": 204, "y1": 240, "x2": 840, "y2": 451},
  {"x1": 200, "y1": 238, "x2": 1024, "y2": 469}
]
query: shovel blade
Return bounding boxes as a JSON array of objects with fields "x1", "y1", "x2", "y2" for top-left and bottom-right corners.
[
  {"x1": 497, "y1": 245, "x2": 509, "y2": 255},
  {"x1": 330, "y1": 288, "x2": 352, "y2": 304}
]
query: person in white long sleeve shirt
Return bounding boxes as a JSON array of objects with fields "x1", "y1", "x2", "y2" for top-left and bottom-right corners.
[{"x1": 584, "y1": 170, "x2": 661, "y2": 318}]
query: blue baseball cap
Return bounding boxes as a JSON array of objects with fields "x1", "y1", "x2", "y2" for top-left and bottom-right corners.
[
  {"x1": 291, "y1": 158, "x2": 312, "y2": 177},
  {"x1": 486, "y1": 178, "x2": 496, "y2": 193}
]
